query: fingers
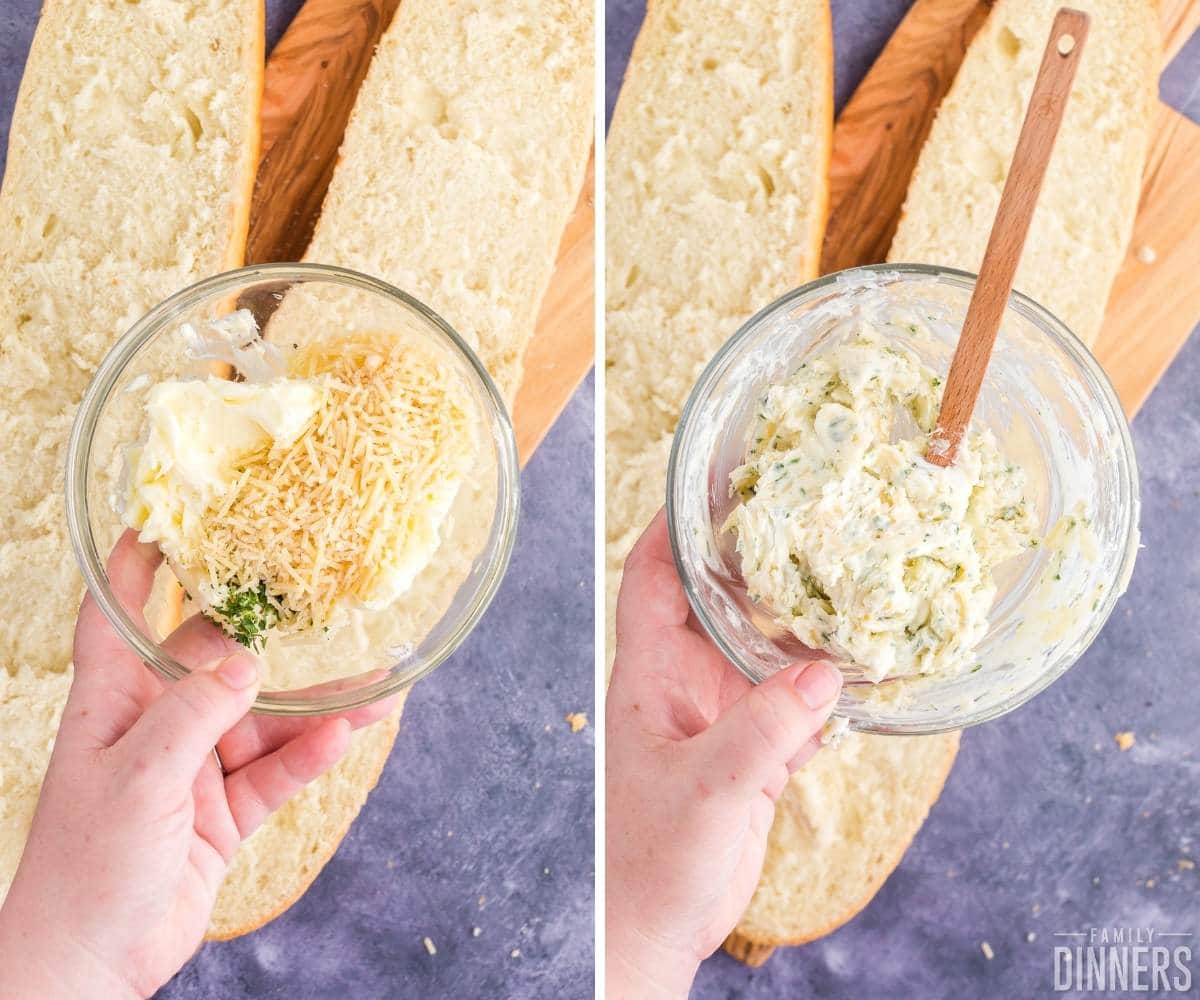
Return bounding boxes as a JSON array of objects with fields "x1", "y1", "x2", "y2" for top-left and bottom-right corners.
[
  {"x1": 190, "y1": 762, "x2": 241, "y2": 871},
  {"x1": 72, "y1": 531, "x2": 163, "y2": 678},
  {"x1": 105, "y1": 529, "x2": 164, "y2": 623},
  {"x1": 223, "y1": 718, "x2": 352, "y2": 839},
  {"x1": 216, "y1": 691, "x2": 399, "y2": 773},
  {"x1": 687, "y1": 661, "x2": 843, "y2": 804},
  {"x1": 111, "y1": 654, "x2": 261, "y2": 792},
  {"x1": 162, "y1": 612, "x2": 241, "y2": 666},
  {"x1": 67, "y1": 532, "x2": 168, "y2": 749},
  {"x1": 614, "y1": 510, "x2": 691, "y2": 649}
]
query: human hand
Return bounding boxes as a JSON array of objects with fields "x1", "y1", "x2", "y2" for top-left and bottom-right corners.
[
  {"x1": 605, "y1": 511, "x2": 842, "y2": 998},
  {"x1": 0, "y1": 531, "x2": 397, "y2": 1000}
]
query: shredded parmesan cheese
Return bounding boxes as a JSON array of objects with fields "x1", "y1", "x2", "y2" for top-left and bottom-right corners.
[{"x1": 175, "y1": 330, "x2": 477, "y2": 637}]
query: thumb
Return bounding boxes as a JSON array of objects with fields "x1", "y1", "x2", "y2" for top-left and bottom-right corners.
[
  {"x1": 688, "y1": 661, "x2": 842, "y2": 803},
  {"x1": 113, "y1": 654, "x2": 261, "y2": 790}
]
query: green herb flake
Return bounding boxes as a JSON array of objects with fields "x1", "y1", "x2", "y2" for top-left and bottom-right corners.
[{"x1": 209, "y1": 580, "x2": 284, "y2": 649}]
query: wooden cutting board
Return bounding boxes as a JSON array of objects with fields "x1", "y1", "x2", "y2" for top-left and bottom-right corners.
[
  {"x1": 822, "y1": 0, "x2": 1200, "y2": 420},
  {"x1": 246, "y1": 0, "x2": 594, "y2": 465},
  {"x1": 728, "y1": 0, "x2": 1200, "y2": 969}
]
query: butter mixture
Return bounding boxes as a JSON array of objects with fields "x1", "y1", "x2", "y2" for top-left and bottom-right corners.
[
  {"x1": 122, "y1": 316, "x2": 477, "y2": 647},
  {"x1": 726, "y1": 329, "x2": 1036, "y2": 682}
]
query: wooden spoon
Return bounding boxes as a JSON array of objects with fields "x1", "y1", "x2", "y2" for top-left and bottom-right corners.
[{"x1": 926, "y1": 7, "x2": 1090, "y2": 467}]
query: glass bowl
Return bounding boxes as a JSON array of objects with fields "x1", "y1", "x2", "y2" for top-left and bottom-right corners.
[
  {"x1": 66, "y1": 263, "x2": 519, "y2": 716},
  {"x1": 668, "y1": 264, "x2": 1139, "y2": 735}
]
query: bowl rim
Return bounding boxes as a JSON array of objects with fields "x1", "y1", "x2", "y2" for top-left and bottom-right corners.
[
  {"x1": 666, "y1": 262, "x2": 1140, "y2": 735},
  {"x1": 65, "y1": 262, "x2": 521, "y2": 716}
]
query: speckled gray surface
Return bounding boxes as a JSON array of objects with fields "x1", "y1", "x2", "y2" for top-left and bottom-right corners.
[
  {"x1": 608, "y1": 1, "x2": 1199, "y2": 996},
  {"x1": 1, "y1": 3, "x2": 594, "y2": 997}
]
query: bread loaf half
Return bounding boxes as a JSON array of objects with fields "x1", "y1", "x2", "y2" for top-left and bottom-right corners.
[
  {"x1": 888, "y1": 0, "x2": 1157, "y2": 347},
  {"x1": 605, "y1": 0, "x2": 834, "y2": 665},
  {"x1": 0, "y1": 0, "x2": 262, "y2": 906},
  {"x1": 209, "y1": 0, "x2": 594, "y2": 937}
]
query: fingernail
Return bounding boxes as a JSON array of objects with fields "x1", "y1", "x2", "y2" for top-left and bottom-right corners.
[
  {"x1": 216, "y1": 654, "x2": 259, "y2": 690},
  {"x1": 794, "y1": 661, "x2": 841, "y2": 709}
]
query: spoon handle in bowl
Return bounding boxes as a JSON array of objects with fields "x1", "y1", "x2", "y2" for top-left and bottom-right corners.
[{"x1": 927, "y1": 7, "x2": 1090, "y2": 467}]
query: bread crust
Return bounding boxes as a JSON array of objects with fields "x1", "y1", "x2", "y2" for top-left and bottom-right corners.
[{"x1": 225, "y1": 0, "x2": 265, "y2": 275}]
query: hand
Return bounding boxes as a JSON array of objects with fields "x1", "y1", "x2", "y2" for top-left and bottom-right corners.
[
  {"x1": 0, "y1": 531, "x2": 397, "y2": 999},
  {"x1": 605, "y1": 511, "x2": 842, "y2": 998}
]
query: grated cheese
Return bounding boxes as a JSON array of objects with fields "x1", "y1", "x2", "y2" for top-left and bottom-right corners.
[{"x1": 178, "y1": 330, "x2": 477, "y2": 637}]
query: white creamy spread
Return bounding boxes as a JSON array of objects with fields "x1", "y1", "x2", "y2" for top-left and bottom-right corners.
[
  {"x1": 726, "y1": 328, "x2": 1037, "y2": 683},
  {"x1": 123, "y1": 378, "x2": 322, "y2": 553}
]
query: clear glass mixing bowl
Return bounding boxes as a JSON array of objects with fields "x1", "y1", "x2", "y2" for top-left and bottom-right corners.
[
  {"x1": 668, "y1": 264, "x2": 1139, "y2": 735},
  {"x1": 66, "y1": 263, "x2": 519, "y2": 716}
]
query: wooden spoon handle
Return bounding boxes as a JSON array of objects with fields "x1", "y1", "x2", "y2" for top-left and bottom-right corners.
[{"x1": 926, "y1": 7, "x2": 1090, "y2": 467}]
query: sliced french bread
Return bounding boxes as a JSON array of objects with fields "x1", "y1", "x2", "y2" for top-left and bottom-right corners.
[
  {"x1": 605, "y1": 0, "x2": 834, "y2": 664},
  {"x1": 888, "y1": 0, "x2": 1158, "y2": 347},
  {"x1": 0, "y1": 0, "x2": 263, "y2": 904},
  {"x1": 209, "y1": 0, "x2": 594, "y2": 937}
]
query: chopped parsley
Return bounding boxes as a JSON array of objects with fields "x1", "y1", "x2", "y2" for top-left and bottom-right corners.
[{"x1": 209, "y1": 579, "x2": 285, "y2": 649}]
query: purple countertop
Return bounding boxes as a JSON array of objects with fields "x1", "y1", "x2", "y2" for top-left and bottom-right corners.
[
  {"x1": 2, "y1": 3, "x2": 594, "y2": 997},
  {"x1": 607, "y1": 1, "x2": 1199, "y2": 997}
]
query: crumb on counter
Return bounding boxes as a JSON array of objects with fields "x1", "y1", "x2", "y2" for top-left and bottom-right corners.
[
  {"x1": 565, "y1": 711, "x2": 588, "y2": 733},
  {"x1": 1178, "y1": 858, "x2": 1195, "y2": 871},
  {"x1": 472, "y1": 926, "x2": 482, "y2": 938},
  {"x1": 422, "y1": 936, "x2": 437, "y2": 956},
  {"x1": 510, "y1": 948, "x2": 522, "y2": 959},
  {"x1": 1026, "y1": 932, "x2": 1037, "y2": 943},
  {"x1": 981, "y1": 941, "x2": 995, "y2": 960},
  {"x1": 1114, "y1": 731, "x2": 1136, "y2": 751}
]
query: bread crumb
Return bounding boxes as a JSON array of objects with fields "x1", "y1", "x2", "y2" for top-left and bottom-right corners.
[
  {"x1": 510, "y1": 948, "x2": 522, "y2": 959},
  {"x1": 1146, "y1": 878, "x2": 1157, "y2": 888},
  {"x1": 1114, "y1": 731, "x2": 1135, "y2": 751},
  {"x1": 1092, "y1": 876, "x2": 1101, "y2": 886},
  {"x1": 478, "y1": 896, "x2": 487, "y2": 908},
  {"x1": 1026, "y1": 932, "x2": 1037, "y2": 943},
  {"x1": 471, "y1": 926, "x2": 482, "y2": 938},
  {"x1": 1135, "y1": 244, "x2": 1157, "y2": 265},
  {"x1": 543, "y1": 867, "x2": 551, "y2": 875},
  {"x1": 422, "y1": 936, "x2": 437, "y2": 956},
  {"x1": 565, "y1": 712, "x2": 588, "y2": 733},
  {"x1": 981, "y1": 941, "x2": 995, "y2": 960},
  {"x1": 1178, "y1": 858, "x2": 1195, "y2": 871},
  {"x1": 1032, "y1": 902, "x2": 1041, "y2": 915}
]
